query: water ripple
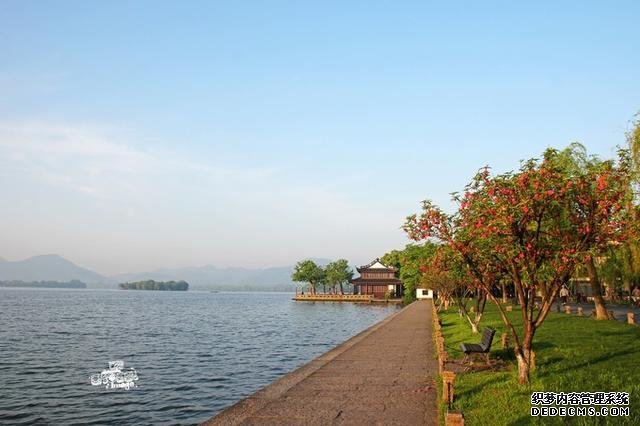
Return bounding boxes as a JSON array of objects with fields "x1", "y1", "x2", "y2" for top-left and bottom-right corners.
[{"x1": 0, "y1": 289, "x2": 398, "y2": 424}]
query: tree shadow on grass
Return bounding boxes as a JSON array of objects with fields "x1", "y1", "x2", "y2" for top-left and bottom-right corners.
[
  {"x1": 494, "y1": 349, "x2": 516, "y2": 362},
  {"x1": 440, "y1": 319, "x2": 458, "y2": 329},
  {"x1": 532, "y1": 341, "x2": 556, "y2": 350},
  {"x1": 545, "y1": 348, "x2": 638, "y2": 376},
  {"x1": 455, "y1": 374, "x2": 505, "y2": 402},
  {"x1": 473, "y1": 339, "x2": 556, "y2": 363},
  {"x1": 593, "y1": 328, "x2": 640, "y2": 338},
  {"x1": 534, "y1": 356, "x2": 565, "y2": 373},
  {"x1": 444, "y1": 340, "x2": 556, "y2": 366}
]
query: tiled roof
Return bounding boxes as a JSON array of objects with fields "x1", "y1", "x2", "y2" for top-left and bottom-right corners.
[
  {"x1": 356, "y1": 258, "x2": 397, "y2": 272},
  {"x1": 350, "y1": 277, "x2": 402, "y2": 285}
]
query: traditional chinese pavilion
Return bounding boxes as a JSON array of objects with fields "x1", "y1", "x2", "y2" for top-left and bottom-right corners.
[{"x1": 350, "y1": 258, "x2": 403, "y2": 299}]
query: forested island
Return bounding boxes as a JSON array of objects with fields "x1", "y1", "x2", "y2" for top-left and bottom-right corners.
[
  {"x1": 0, "y1": 280, "x2": 87, "y2": 289},
  {"x1": 118, "y1": 280, "x2": 189, "y2": 291}
]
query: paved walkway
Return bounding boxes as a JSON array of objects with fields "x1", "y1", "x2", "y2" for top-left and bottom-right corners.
[
  {"x1": 556, "y1": 302, "x2": 640, "y2": 322},
  {"x1": 203, "y1": 300, "x2": 438, "y2": 426}
]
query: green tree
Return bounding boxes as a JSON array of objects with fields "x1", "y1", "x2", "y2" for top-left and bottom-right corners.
[
  {"x1": 382, "y1": 242, "x2": 439, "y2": 303},
  {"x1": 599, "y1": 240, "x2": 640, "y2": 297},
  {"x1": 324, "y1": 259, "x2": 354, "y2": 294},
  {"x1": 380, "y1": 249, "x2": 402, "y2": 270},
  {"x1": 291, "y1": 260, "x2": 325, "y2": 294},
  {"x1": 118, "y1": 279, "x2": 189, "y2": 291}
]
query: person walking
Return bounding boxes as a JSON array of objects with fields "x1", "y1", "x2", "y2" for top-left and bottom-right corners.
[
  {"x1": 560, "y1": 285, "x2": 569, "y2": 305},
  {"x1": 631, "y1": 286, "x2": 640, "y2": 307}
]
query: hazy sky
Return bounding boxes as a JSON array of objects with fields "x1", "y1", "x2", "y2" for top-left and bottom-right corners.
[{"x1": 1, "y1": 1, "x2": 639, "y2": 275}]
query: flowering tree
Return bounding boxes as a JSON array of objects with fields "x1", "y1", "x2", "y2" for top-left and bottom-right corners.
[
  {"x1": 628, "y1": 112, "x2": 640, "y2": 194},
  {"x1": 551, "y1": 144, "x2": 636, "y2": 318},
  {"x1": 418, "y1": 245, "x2": 458, "y2": 311},
  {"x1": 405, "y1": 147, "x2": 634, "y2": 384},
  {"x1": 421, "y1": 245, "x2": 489, "y2": 333}
]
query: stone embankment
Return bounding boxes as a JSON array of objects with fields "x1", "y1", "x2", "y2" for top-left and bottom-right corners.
[{"x1": 203, "y1": 300, "x2": 438, "y2": 425}]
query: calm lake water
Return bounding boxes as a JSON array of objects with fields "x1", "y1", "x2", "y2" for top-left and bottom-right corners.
[{"x1": 0, "y1": 289, "x2": 399, "y2": 425}]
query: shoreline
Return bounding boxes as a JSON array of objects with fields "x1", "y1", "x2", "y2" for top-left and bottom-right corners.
[
  {"x1": 203, "y1": 300, "x2": 437, "y2": 425},
  {"x1": 293, "y1": 293, "x2": 404, "y2": 304}
]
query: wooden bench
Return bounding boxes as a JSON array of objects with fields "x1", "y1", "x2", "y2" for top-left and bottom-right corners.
[{"x1": 460, "y1": 326, "x2": 496, "y2": 367}]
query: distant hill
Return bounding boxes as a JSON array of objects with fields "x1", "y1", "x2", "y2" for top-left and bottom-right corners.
[
  {"x1": 0, "y1": 254, "x2": 334, "y2": 291},
  {"x1": 0, "y1": 255, "x2": 105, "y2": 283},
  {"x1": 0, "y1": 280, "x2": 87, "y2": 289},
  {"x1": 109, "y1": 258, "x2": 332, "y2": 291}
]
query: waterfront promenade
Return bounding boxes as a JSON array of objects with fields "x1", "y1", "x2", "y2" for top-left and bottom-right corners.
[{"x1": 203, "y1": 300, "x2": 437, "y2": 425}]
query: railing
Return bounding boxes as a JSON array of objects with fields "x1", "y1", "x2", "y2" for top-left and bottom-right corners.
[{"x1": 294, "y1": 294, "x2": 374, "y2": 302}]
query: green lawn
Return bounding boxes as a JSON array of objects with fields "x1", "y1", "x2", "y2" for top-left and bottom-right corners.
[{"x1": 438, "y1": 303, "x2": 640, "y2": 425}]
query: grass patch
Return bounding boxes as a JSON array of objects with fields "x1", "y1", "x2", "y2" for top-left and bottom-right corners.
[{"x1": 439, "y1": 303, "x2": 640, "y2": 425}]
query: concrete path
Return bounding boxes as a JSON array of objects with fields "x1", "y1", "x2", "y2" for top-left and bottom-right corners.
[
  {"x1": 203, "y1": 300, "x2": 438, "y2": 426},
  {"x1": 555, "y1": 302, "x2": 640, "y2": 323}
]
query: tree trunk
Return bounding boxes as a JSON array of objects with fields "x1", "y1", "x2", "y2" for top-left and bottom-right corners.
[
  {"x1": 516, "y1": 353, "x2": 530, "y2": 384},
  {"x1": 501, "y1": 281, "x2": 508, "y2": 304},
  {"x1": 339, "y1": 283, "x2": 344, "y2": 295},
  {"x1": 586, "y1": 257, "x2": 608, "y2": 320},
  {"x1": 474, "y1": 312, "x2": 484, "y2": 332},
  {"x1": 455, "y1": 294, "x2": 467, "y2": 318},
  {"x1": 516, "y1": 348, "x2": 536, "y2": 372},
  {"x1": 471, "y1": 291, "x2": 487, "y2": 333},
  {"x1": 460, "y1": 292, "x2": 485, "y2": 333},
  {"x1": 484, "y1": 289, "x2": 533, "y2": 385},
  {"x1": 515, "y1": 325, "x2": 535, "y2": 385}
]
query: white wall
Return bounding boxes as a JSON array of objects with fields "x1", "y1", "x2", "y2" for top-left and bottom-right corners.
[{"x1": 416, "y1": 288, "x2": 433, "y2": 299}]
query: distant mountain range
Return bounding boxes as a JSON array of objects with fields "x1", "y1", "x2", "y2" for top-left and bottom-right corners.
[
  {"x1": 0, "y1": 254, "x2": 333, "y2": 291},
  {"x1": 0, "y1": 254, "x2": 104, "y2": 283}
]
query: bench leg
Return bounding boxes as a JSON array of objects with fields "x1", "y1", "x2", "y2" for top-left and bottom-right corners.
[
  {"x1": 461, "y1": 353, "x2": 471, "y2": 372},
  {"x1": 462, "y1": 352, "x2": 490, "y2": 370},
  {"x1": 462, "y1": 354, "x2": 471, "y2": 372}
]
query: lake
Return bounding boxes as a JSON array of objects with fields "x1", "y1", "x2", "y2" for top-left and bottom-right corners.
[{"x1": 0, "y1": 288, "x2": 399, "y2": 425}]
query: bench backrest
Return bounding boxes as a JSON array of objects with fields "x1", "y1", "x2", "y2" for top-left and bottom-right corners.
[{"x1": 480, "y1": 327, "x2": 496, "y2": 351}]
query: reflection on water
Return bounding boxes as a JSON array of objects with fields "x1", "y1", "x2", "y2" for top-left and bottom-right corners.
[{"x1": 0, "y1": 289, "x2": 399, "y2": 425}]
